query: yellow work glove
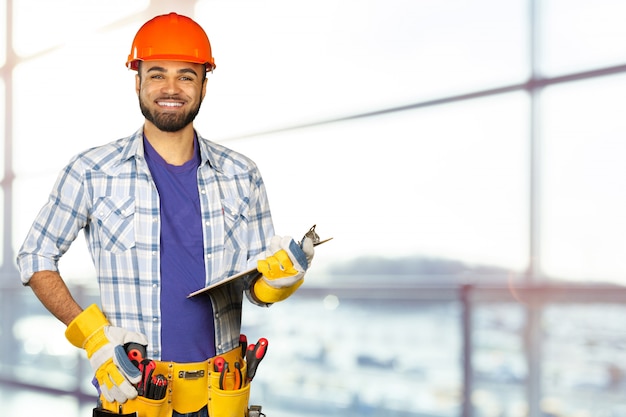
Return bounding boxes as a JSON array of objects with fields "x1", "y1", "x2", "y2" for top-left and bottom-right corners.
[
  {"x1": 254, "y1": 235, "x2": 314, "y2": 303},
  {"x1": 65, "y1": 304, "x2": 147, "y2": 403}
]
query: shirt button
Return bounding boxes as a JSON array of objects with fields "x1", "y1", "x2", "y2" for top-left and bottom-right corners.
[
  {"x1": 206, "y1": 254, "x2": 212, "y2": 259},
  {"x1": 153, "y1": 284, "x2": 158, "y2": 289},
  {"x1": 200, "y1": 189, "x2": 206, "y2": 194},
  {"x1": 152, "y1": 217, "x2": 158, "y2": 223},
  {"x1": 153, "y1": 317, "x2": 158, "y2": 322},
  {"x1": 205, "y1": 221, "x2": 210, "y2": 226},
  {"x1": 153, "y1": 350, "x2": 159, "y2": 356}
]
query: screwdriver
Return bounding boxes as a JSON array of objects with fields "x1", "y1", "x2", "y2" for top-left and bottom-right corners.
[
  {"x1": 239, "y1": 334, "x2": 248, "y2": 357},
  {"x1": 246, "y1": 337, "x2": 268, "y2": 382}
]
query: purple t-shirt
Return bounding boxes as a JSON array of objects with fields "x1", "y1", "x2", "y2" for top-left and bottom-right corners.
[{"x1": 144, "y1": 136, "x2": 216, "y2": 362}]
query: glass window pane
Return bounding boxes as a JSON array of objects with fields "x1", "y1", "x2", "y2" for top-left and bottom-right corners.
[
  {"x1": 196, "y1": 0, "x2": 529, "y2": 138},
  {"x1": 230, "y1": 92, "x2": 529, "y2": 274},
  {"x1": 473, "y1": 303, "x2": 527, "y2": 416},
  {"x1": 12, "y1": 311, "x2": 78, "y2": 391},
  {"x1": 243, "y1": 294, "x2": 461, "y2": 416},
  {"x1": 0, "y1": 284, "x2": 100, "y2": 394},
  {"x1": 12, "y1": 26, "x2": 140, "y2": 178},
  {"x1": 2, "y1": 386, "x2": 84, "y2": 417},
  {"x1": 543, "y1": 304, "x2": 626, "y2": 415},
  {"x1": 0, "y1": 80, "x2": 4, "y2": 268},
  {"x1": 0, "y1": 0, "x2": 5, "y2": 66},
  {"x1": 540, "y1": 74, "x2": 626, "y2": 283},
  {"x1": 13, "y1": 0, "x2": 148, "y2": 57},
  {"x1": 539, "y1": 0, "x2": 626, "y2": 76},
  {"x1": 0, "y1": 79, "x2": 4, "y2": 180},
  {"x1": 0, "y1": 189, "x2": 3, "y2": 267}
]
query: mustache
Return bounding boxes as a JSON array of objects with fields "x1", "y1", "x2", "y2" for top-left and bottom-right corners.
[{"x1": 156, "y1": 95, "x2": 183, "y2": 101}]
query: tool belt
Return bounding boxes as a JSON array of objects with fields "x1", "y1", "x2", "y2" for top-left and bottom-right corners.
[{"x1": 97, "y1": 347, "x2": 250, "y2": 417}]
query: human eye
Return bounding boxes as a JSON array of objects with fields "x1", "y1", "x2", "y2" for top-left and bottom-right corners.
[{"x1": 178, "y1": 69, "x2": 199, "y2": 82}]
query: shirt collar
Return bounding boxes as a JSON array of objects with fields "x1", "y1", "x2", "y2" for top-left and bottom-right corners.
[{"x1": 122, "y1": 126, "x2": 223, "y2": 173}]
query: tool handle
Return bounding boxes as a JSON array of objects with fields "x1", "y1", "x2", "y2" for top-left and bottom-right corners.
[
  {"x1": 239, "y1": 334, "x2": 248, "y2": 357},
  {"x1": 214, "y1": 356, "x2": 226, "y2": 372},
  {"x1": 138, "y1": 359, "x2": 156, "y2": 395},
  {"x1": 246, "y1": 338, "x2": 268, "y2": 381},
  {"x1": 219, "y1": 361, "x2": 229, "y2": 390},
  {"x1": 234, "y1": 361, "x2": 243, "y2": 390},
  {"x1": 254, "y1": 338, "x2": 268, "y2": 359},
  {"x1": 147, "y1": 374, "x2": 168, "y2": 400},
  {"x1": 124, "y1": 342, "x2": 147, "y2": 364}
]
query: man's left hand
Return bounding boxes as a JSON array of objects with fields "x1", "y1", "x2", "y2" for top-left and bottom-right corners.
[{"x1": 254, "y1": 235, "x2": 314, "y2": 303}]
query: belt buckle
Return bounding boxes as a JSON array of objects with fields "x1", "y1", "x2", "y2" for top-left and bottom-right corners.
[{"x1": 178, "y1": 370, "x2": 205, "y2": 379}]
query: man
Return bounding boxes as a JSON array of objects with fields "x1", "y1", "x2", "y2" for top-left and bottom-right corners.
[{"x1": 17, "y1": 12, "x2": 314, "y2": 417}]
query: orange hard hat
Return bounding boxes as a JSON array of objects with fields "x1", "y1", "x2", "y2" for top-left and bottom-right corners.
[{"x1": 126, "y1": 12, "x2": 215, "y2": 71}]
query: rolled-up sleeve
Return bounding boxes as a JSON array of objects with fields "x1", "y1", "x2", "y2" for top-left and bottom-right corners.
[{"x1": 17, "y1": 156, "x2": 89, "y2": 284}]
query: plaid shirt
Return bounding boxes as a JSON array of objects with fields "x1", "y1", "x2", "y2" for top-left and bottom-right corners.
[{"x1": 17, "y1": 127, "x2": 274, "y2": 358}]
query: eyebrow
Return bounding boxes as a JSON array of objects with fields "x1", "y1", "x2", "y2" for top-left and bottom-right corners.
[{"x1": 146, "y1": 66, "x2": 199, "y2": 77}]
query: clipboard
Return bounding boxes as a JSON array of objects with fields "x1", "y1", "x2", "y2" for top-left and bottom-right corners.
[{"x1": 187, "y1": 225, "x2": 332, "y2": 298}]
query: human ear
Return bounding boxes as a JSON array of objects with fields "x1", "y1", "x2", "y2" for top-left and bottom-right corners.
[{"x1": 135, "y1": 74, "x2": 141, "y2": 95}]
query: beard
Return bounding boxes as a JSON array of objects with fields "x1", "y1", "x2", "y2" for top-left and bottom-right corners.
[{"x1": 139, "y1": 95, "x2": 202, "y2": 133}]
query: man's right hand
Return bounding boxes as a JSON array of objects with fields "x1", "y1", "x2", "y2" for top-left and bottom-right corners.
[{"x1": 65, "y1": 304, "x2": 148, "y2": 403}]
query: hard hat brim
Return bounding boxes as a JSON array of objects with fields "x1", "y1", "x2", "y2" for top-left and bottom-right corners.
[{"x1": 127, "y1": 56, "x2": 216, "y2": 72}]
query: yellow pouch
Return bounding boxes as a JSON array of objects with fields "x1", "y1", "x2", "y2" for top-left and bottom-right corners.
[
  {"x1": 101, "y1": 395, "x2": 170, "y2": 417},
  {"x1": 167, "y1": 360, "x2": 209, "y2": 414},
  {"x1": 100, "y1": 347, "x2": 247, "y2": 417},
  {"x1": 207, "y1": 348, "x2": 250, "y2": 417},
  {"x1": 208, "y1": 366, "x2": 251, "y2": 417}
]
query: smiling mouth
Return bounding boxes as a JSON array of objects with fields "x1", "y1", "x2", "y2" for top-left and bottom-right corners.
[{"x1": 157, "y1": 101, "x2": 183, "y2": 108}]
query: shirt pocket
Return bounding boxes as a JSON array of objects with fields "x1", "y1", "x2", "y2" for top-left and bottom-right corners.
[
  {"x1": 221, "y1": 198, "x2": 249, "y2": 253},
  {"x1": 92, "y1": 196, "x2": 136, "y2": 253}
]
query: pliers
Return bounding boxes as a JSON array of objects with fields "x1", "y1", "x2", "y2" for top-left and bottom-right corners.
[
  {"x1": 124, "y1": 342, "x2": 155, "y2": 396},
  {"x1": 214, "y1": 356, "x2": 229, "y2": 390}
]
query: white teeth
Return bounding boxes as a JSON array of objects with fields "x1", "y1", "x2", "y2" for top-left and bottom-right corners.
[{"x1": 158, "y1": 102, "x2": 182, "y2": 107}]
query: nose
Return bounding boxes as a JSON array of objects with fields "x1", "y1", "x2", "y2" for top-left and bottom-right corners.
[{"x1": 161, "y1": 78, "x2": 181, "y2": 95}]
